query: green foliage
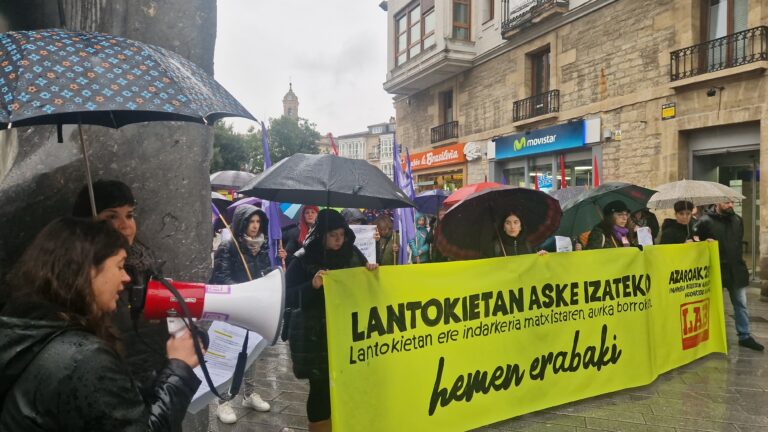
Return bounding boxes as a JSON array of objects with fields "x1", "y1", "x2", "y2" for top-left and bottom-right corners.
[
  {"x1": 211, "y1": 117, "x2": 321, "y2": 174},
  {"x1": 262, "y1": 117, "x2": 321, "y2": 163}
]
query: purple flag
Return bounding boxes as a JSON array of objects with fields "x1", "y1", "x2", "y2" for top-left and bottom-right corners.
[
  {"x1": 261, "y1": 121, "x2": 283, "y2": 267},
  {"x1": 393, "y1": 135, "x2": 416, "y2": 264}
]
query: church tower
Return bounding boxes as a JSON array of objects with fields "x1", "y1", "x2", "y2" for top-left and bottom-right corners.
[{"x1": 282, "y1": 82, "x2": 299, "y2": 120}]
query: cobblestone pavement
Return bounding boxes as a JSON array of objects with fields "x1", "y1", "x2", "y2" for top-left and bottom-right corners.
[{"x1": 207, "y1": 288, "x2": 768, "y2": 432}]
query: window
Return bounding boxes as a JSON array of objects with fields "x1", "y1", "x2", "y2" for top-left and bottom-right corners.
[
  {"x1": 380, "y1": 135, "x2": 394, "y2": 161},
  {"x1": 453, "y1": 0, "x2": 471, "y2": 40},
  {"x1": 482, "y1": 0, "x2": 494, "y2": 24},
  {"x1": 380, "y1": 162, "x2": 394, "y2": 180},
  {"x1": 440, "y1": 90, "x2": 454, "y2": 124},
  {"x1": 530, "y1": 48, "x2": 550, "y2": 96},
  {"x1": 395, "y1": 1, "x2": 436, "y2": 66},
  {"x1": 340, "y1": 139, "x2": 365, "y2": 159},
  {"x1": 702, "y1": 0, "x2": 749, "y2": 69}
]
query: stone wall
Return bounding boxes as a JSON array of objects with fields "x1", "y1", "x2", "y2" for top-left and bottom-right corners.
[{"x1": 0, "y1": 2, "x2": 219, "y2": 429}]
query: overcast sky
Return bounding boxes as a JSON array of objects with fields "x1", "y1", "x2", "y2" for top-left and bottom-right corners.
[{"x1": 214, "y1": 0, "x2": 394, "y2": 136}]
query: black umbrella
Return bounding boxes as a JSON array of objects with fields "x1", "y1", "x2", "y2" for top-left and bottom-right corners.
[
  {"x1": 436, "y1": 186, "x2": 562, "y2": 260},
  {"x1": 557, "y1": 182, "x2": 656, "y2": 238},
  {"x1": 239, "y1": 153, "x2": 415, "y2": 209},
  {"x1": 210, "y1": 170, "x2": 258, "y2": 190},
  {"x1": 0, "y1": 29, "x2": 255, "y2": 215}
]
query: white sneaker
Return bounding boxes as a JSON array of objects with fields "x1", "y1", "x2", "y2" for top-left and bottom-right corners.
[
  {"x1": 242, "y1": 393, "x2": 271, "y2": 412},
  {"x1": 216, "y1": 401, "x2": 238, "y2": 424}
]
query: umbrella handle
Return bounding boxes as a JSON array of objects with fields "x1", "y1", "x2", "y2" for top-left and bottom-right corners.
[{"x1": 77, "y1": 123, "x2": 97, "y2": 217}]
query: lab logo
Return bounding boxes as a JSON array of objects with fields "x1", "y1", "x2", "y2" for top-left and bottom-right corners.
[{"x1": 680, "y1": 299, "x2": 709, "y2": 350}]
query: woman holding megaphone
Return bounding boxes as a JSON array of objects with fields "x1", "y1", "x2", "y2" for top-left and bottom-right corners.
[
  {"x1": 286, "y1": 209, "x2": 378, "y2": 432},
  {"x1": 0, "y1": 218, "x2": 202, "y2": 431}
]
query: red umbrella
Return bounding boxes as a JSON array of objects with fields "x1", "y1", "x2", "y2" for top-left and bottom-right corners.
[{"x1": 443, "y1": 182, "x2": 502, "y2": 208}]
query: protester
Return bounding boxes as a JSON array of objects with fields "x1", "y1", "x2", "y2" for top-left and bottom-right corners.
[
  {"x1": 409, "y1": 212, "x2": 431, "y2": 263},
  {"x1": 72, "y1": 180, "x2": 167, "y2": 391},
  {"x1": 283, "y1": 205, "x2": 320, "y2": 260},
  {"x1": 695, "y1": 201, "x2": 764, "y2": 351},
  {"x1": 631, "y1": 208, "x2": 659, "y2": 241},
  {"x1": 286, "y1": 209, "x2": 378, "y2": 432},
  {"x1": 0, "y1": 218, "x2": 201, "y2": 431},
  {"x1": 210, "y1": 204, "x2": 286, "y2": 423},
  {"x1": 486, "y1": 210, "x2": 540, "y2": 256},
  {"x1": 374, "y1": 214, "x2": 399, "y2": 265},
  {"x1": 659, "y1": 200, "x2": 695, "y2": 244},
  {"x1": 429, "y1": 208, "x2": 450, "y2": 262},
  {"x1": 586, "y1": 200, "x2": 638, "y2": 249}
]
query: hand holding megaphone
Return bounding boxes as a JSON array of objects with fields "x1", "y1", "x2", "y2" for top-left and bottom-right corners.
[{"x1": 144, "y1": 267, "x2": 285, "y2": 345}]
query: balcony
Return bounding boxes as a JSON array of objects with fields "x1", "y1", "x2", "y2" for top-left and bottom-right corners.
[
  {"x1": 501, "y1": 0, "x2": 569, "y2": 39},
  {"x1": 670, "y1": 26, "x2": 768, "y2": 81},
  {"x1": 430, "y1": 121, "x2": 459, "y2": 144},
  {"x1": 513, "y1": 90, "x2": 560, "y2": 123}
]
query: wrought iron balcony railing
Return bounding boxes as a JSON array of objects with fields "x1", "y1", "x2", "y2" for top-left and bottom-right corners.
[
  {"x1": 513, "y1": 89, "x2": 559, "y2": 122},
  {"x1": 430, "y1": 120, "x2": 459, "y2": 144},
  {"x1": 501, "y1": 0, "x2": 568, "y2": 36},
  {"x1": 670, "y1": 26, "x2": 768, "y2": 81}
]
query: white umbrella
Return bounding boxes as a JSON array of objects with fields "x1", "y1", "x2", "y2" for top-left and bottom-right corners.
[{"x1": 647, "y1": 179, "x2": 745, "y2": 209}]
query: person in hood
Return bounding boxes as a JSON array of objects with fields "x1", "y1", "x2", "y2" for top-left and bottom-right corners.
[
  {"x1": 659, "y1": 200, "x2": 695, "y2": 244},
  {"x1": 285, "y1": 209, "x2": 378, "y2": 432},
  {"x1": 408, "y1": 212, "x2": 431, "y2": 263},
  {"x1": 0, "y1": 218, "x2": 201, "y2": 431},
  {"x1": 486, "y1": 210, "x2": 541, "y2": 257},
  {"x1": 210, "y1": 204, "x2": 285, "y2": 423},
  {"x1": 695, "y1": 201, "x2": 764, "y2": 351},
  {"x1": 586, "y1": 200, "x2": 638, "y2": 249},
  {"x1": 72, "y1": 180, "x2": 168, "y2": 394}
]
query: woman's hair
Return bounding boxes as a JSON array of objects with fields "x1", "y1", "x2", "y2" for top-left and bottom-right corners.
[
  {"x1": 72, "y1": 179, "x2": 136, "y2": 218},
  {"x1": 6, "y1": 217, "x2": 129, "y2": 341},
  {"x1": 374, "y1": 214, "x2": 393, "y2": 231}
]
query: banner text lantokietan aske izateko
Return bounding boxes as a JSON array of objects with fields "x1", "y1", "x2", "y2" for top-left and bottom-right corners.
[{"x1": 323, "y1": 242, "x2": 727, "y2": 432}]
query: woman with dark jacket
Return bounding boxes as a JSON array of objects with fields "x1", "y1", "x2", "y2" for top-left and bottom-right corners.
[
  {"x1": 72, "y1": 180, "x2": 167, "y2": 393},
  {"x1": 487, "y1": 211, "x2": 538, "y2": 257},
  {"x1": 210, "y1": 204, "x2": 284, "y2": 423},
  {"x1": 0, "y1": 218, "x2": 201, "y2": 431},
  {"x1": 211, "y1": 205, "x2": 275, "y2": 285},
  {"x1": 286, "y1": 209, "x2": 378, "y2": 432},
  {"x1": 659, "y1": 200, "x2": 695, "y2": 244},
  {"x1": 586, "y1": 200, "x2": 638, "y2": 249}
]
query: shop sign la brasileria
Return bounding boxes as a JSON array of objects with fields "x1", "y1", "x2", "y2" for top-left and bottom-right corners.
[{"x1": 402, "y1": 142, "x2": 467, "y2": 171}]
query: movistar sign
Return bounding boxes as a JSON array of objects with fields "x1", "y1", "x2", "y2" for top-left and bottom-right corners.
[{"x1": 496, "y1": 121, "x2": 586, "y2": 159}]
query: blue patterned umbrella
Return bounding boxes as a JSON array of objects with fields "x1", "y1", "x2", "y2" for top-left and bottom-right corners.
[
  {"x1": 0, "y1": 29, "x2": 255, "y2": 215},
  {"x1": 0, "y1": 29, "x2": 254, "y2": 127}
]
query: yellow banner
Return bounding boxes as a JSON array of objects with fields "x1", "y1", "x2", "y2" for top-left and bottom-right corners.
[{"x1": 324, "y1": 242, "x2": 727, "y2": 432}]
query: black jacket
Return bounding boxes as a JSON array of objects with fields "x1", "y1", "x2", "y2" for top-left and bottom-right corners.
[
  {"x1": 659, "y1": 218, "x2": 695, "y2": 245},
  {"x1": 211, "y1": 205, "x2": 272, "y2": 284},
  {"x1": 694, "y1": 208, "x2": 749, "y2": 290},
  {"x1": 285, "y1": 211, "x2": 367, "y2": 379},
  {"x1": 0, "y1": 300, "x2": 200, "y2": 432},
  {"x1": 487, "y1": 233, "x2": 534, "y2": 257}
]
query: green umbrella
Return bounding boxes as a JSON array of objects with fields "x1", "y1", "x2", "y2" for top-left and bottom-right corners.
[{"x1": 556, "y1": 182, "x2": 656, "y2": 238}]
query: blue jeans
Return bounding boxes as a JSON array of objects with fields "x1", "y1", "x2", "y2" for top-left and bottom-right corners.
[{"x1": 728, "y1": 287, "x2": 750, "y2": 340}]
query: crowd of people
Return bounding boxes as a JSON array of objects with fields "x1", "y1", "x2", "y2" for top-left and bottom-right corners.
[{"x1": 0, "y1": 178, "x2": 762, "y2": 432}]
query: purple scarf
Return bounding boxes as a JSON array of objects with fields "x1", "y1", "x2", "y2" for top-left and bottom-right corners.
[{"x1": 612, "y1": 225, "x2": 629, "y2": 246}]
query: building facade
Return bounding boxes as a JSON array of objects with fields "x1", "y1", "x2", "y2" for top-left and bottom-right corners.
[
  {"x1": 337, "y1": 120, "x2": 397, "y2": 179},
  {"x1": 283, "y1": 83, "x2": 299, "y2": 120},
  {"x1": 385, "y1": 0, "x2": 768, "y2": 289}
]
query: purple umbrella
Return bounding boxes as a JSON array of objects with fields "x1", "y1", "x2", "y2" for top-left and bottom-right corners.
[{"x1": 225, "y1": 197, "x2": 262, "y2": 223}]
